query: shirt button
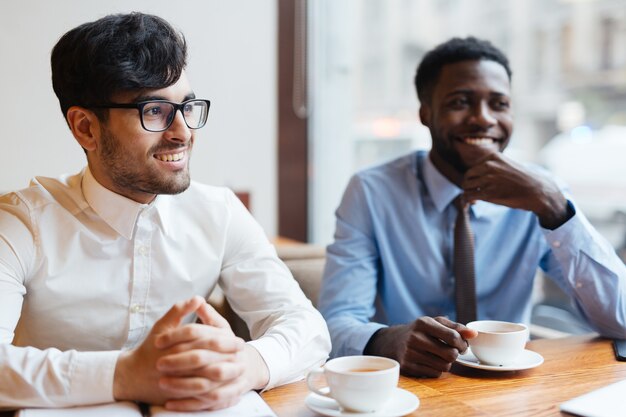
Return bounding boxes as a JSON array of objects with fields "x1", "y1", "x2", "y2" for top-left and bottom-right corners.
[
  {"x1": 576, "y1": 281, "x2": 583, "y2": 289},
  {"x1": 552, "y1": 240, "x2": 561, "y2": 248},
  {"x1": 138, "y1": 246, "x2": 149, "y2": 256},
  {"x1": 131, "y1": 304, "x2": 143, "y2": 313}
]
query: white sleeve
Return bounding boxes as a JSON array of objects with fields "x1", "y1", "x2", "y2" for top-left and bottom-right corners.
[
  {"x1": 0, "y1": 195, "x2": 119, "y2": 409},
  {"x1": 218, "y1": 190, "x2": 331, "y2": 389}
]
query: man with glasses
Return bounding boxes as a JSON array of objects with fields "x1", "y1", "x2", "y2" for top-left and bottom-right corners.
[{"x1": 0, "y1": 12, "x2": 330, "y2": 411}]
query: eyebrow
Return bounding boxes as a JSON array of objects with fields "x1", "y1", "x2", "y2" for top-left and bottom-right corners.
[
  {"x1": 132, "y1": 92, "x2": 197, "y2": 102},
  {"x1": 444, "y1": 89, "x2": 510, "y2": 98}
]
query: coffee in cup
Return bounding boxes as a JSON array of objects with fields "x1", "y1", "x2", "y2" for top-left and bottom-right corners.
[
  {"x1": 466, "y1": 320, "x2": 529, "y2": 366},
  {"x1": 306, "y1": 355, "x2": 399, "y2": 412}
]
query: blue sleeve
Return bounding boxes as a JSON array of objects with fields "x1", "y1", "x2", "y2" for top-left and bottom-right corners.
[
  {"x1": 318, "y1": 175, "x2": 387, "y2": 358},
  {"x1": 540, "y1": 199, "x2": 626, "y2": 338}
]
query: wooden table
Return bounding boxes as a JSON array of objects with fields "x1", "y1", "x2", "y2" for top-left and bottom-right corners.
[{"x1": 262, "y1": 335, "x2": 626, "y2": 416}]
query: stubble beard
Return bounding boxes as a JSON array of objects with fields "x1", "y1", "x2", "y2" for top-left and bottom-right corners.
[{"x1": 100, "y1": 128, "x2": 191, "y2": 197}]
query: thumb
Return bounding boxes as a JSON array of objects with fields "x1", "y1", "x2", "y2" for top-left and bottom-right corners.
[
  {"x1": 196, "y1": 301, "x2": 233, "y2": 330},
  {"x1": 459, "y1": 327, "x2": 478, "y2": 340},
  {"x1": 152, "y1": 296, "x2": 204, "y2": 333}
]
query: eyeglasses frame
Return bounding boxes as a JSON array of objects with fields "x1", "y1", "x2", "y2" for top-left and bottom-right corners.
[{"x1": 87, "y1": 98, "x2": 211, "y2": 132}]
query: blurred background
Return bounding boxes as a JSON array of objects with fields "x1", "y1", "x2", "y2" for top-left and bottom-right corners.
[
  {"x1": 2, "y1": 0, "x2": 625, "y2": 248},
  {"x1": 307, "y1": 0, "x2": 626, "y2": 253},
  {"x1": 1, "y1": 0, "x2": 625, "y2": 334}
]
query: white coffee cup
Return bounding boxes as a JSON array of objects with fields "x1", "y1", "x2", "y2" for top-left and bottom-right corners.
[
  {"x1": 306, "y1": 355, "x2": 399, "y2": 412},
  {"x1": 466, "y1": 320, "x2": 529, "y2": 366}
]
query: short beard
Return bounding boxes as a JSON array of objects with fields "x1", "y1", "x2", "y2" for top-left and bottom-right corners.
[{"x1": 99, "y1": 126, "x2": 191, "y2": 196}]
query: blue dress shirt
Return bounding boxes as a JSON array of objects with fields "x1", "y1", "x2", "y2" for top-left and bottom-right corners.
[{"x1": 319, "y1": 150, "x2": 626, "y2": 358}]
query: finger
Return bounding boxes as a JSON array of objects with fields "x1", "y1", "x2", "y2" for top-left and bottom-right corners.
[
  {"x1": 406, "y1": 330, "x2": 460, "y2": 364},
  {"x1": 161, "y1": 360, "x2": 245, "y2": 381},
  {"x1": 202, "y1": 361, "x2": 246, "y2": 382},
  {"x1": 404, "y1": 346, "x2": 455, "y2": 374},
  {"x1": 433, "y1": 316, "x2": 478, "y2": 337},
  {"x1": 459, "y1": 327, "x2": 479, "y2": 340},
  {"x1": 155, "y1": 323, "x2": 244, "y2": 350},
  {"x1": 156, "y1": 349, "x2": 239, "y2": 373},
  {"x1": 196, "y1": 302, "x2": 233, "y2": 330},
  {"x1": 414, "y1": 317, "x2": 467, "y2": 352},
  {"x1": 460, "y1": 176, "x2": 484, "y2": 192},
  {"x1": 152, "y1": 296, "x2": 205, "y2": 333},
  {"x1": 159, "y1": 375, "x2": 216, "y2": 397},
  {"x1": 155, "y1": 324, "x2": 246, "y2": 353},
  {"x1": 164, "y1": 378, "x2": 247, "y2": 411},
  {"x1": 433, "y1": 317, "x2": 478, "y2": 349}
]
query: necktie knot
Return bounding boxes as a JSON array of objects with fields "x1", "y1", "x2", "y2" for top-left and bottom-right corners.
[{"x1": 454, "y1": 194, "x2": 467, "y2": 211}]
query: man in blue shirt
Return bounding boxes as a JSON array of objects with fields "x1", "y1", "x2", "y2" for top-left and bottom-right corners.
[{"x1": 319, "y1": 37, "x2": 626, "y2": 378}]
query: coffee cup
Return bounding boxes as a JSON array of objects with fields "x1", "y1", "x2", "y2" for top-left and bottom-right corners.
[
  {"x1": 306, "y1": 355, "x2": 399, "y2": 412},
  {"x1": 466, "y1": 320, "x2": 529, "y2": 366}
]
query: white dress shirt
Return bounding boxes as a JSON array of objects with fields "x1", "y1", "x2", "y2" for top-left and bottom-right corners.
[{"x1": 0, "y1": 168, "x2": 330, "y2": 408}]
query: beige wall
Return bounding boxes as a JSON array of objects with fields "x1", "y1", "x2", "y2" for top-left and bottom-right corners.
[{"x1": 0, "y1": 0, "x2": 278, "y2": 237}]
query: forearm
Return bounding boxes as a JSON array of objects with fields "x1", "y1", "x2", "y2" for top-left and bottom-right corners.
[
  {"x1": 543, "y1": 211, "x2": 626, "y2": 337},
  {"x1": 247, "y1": 307, "x2": 330, "y2": 389},
  {"x1": 0, "y1": 344, "x2": 118, "y2": 409}
]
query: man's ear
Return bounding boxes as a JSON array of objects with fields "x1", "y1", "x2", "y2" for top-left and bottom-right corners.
[
  {"x1": 419, "y1": 104, "x2": 432, "y2": 128},
  {"x1": 66, "y1": 106, "x2": 100, "y2": 151}
]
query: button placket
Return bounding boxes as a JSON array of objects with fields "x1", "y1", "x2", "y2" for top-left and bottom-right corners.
[{"x1": 124, "y1": 209, "x2": 154, "y2": 349}]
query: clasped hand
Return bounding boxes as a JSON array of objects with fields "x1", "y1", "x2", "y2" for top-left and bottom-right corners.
[{"x1": 114, "y1": 296, "x2": 267, "y2": 411}]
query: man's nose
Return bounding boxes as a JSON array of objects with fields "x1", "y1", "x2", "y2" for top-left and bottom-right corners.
[
  {"x1": 165, "y1": 110, "x2": 192, "y2": 142},
  {"x1": 470, "y1": 101, "x2": 497, "y2": 127}
]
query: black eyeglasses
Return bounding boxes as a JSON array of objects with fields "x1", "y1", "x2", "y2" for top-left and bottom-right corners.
[{"x1": 89, "y1": 99, "x2": 211, "y2": 132}]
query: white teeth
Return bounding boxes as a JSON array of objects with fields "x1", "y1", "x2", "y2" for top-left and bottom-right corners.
[
  {"x1": 464, "y1": 137, "x2": 495, "y2": 146},
  {"x1": 156, "y1": 152, "x2": 184, "y2": 162}
]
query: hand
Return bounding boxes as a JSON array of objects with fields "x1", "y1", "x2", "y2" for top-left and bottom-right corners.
[
  {"x1": 364, "y1": 316, "x2": 477, "y2": 377},
  {"x1": 113, "y1": 296, "x2": 209, "y2": 404},
  {"x1": 461, "y1": 152, "x2": 571, "y2": 229},
  {"x1": 153, "y1": 302, "x2": 269, "y2": 411}
]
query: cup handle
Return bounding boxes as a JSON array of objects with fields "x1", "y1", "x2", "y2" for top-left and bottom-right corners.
[{"x1": 306, "y1": 367, "x2": 332, "y2": 398}]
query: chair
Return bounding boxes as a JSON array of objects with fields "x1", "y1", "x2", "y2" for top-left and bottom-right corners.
[{"x1": 211, "y1": 243, "x2": 326, "y2": 340}]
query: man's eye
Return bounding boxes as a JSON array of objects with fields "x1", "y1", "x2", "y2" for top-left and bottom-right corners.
[
  {"x1": 492, "y1": 100, "x2": 510, "y2": 110},
  {"x1": 144, "y1": 105, "x2": 163, "y2": 117},
  {"x1": 448, "y1": 98, "x2": 469, "y2": 108},
  {"x1": 183, "y1": 104, "x2": 193, "y2": 114}
]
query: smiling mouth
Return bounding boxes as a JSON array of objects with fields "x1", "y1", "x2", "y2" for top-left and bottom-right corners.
[
  {"x1": 154, "y1": 151, "x2": 185, "y2": 162},
  {"x1": 461, "y1": 137, "x2": 500, "y2": 146}
]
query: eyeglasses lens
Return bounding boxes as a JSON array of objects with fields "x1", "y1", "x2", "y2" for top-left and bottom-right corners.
[{"x1": 141, "y1": 100, "x2": 208, "y2": 131}]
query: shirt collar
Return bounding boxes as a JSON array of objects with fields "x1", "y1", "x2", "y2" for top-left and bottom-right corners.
[
  {"x1": 82, "y1": 167, "x2": 149, "y2": 239},
  {"x1": 420, "y1": 152, "x2": 489, "y2": 218}
]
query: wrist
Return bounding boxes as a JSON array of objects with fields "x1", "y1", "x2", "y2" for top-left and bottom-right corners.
[
  {"x1": 113, "y1": 350, "x2": 134, "y2": 401},
  {"x1": 537, "y1": 196, "x2": 573, "y2": 230},
  {"x1": 243, "y1": 344, "x2": 270, "y2": 390},
  {"x1": 363, "y1": 327, "x2": 390, "y2": 357}
]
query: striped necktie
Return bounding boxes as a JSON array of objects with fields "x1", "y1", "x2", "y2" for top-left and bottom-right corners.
[{"x1": 454, "y1": 195, "x2": 477, "y2": 324}]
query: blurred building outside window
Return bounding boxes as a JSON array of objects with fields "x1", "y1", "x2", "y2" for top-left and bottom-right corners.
[{"x1": 308, "y1": 0, "x2": 626, "y2": 262}]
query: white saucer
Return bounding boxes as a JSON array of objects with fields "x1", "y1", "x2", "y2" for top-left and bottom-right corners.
[
  {"x1": 304, "y1": 387, "x2": 419, "y2": 417},
  {"x1": 456, "y1": 347, "x2": 544, "y2": 371}
]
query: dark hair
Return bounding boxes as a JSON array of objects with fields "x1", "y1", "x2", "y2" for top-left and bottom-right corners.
[
  {"x1": 414, "y1": 36, "x2": 512, "y2": 103},
  {"x1": 51, "y1": 12, "x2": 187, "y2": 120}
]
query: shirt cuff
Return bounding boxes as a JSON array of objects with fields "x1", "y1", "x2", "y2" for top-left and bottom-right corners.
[
  {"x1": 68, "y1": 350, "x2": 120, "y2": 405},
  {"x1": 541, "y1": 199, "x2": 582, "y2": 256},
  {"x1": 333, "y1": 321, "x2": 387, "y2": 358},
  {"x1": 247, "y1": 337, "x2": 286, "y2": 390}
]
